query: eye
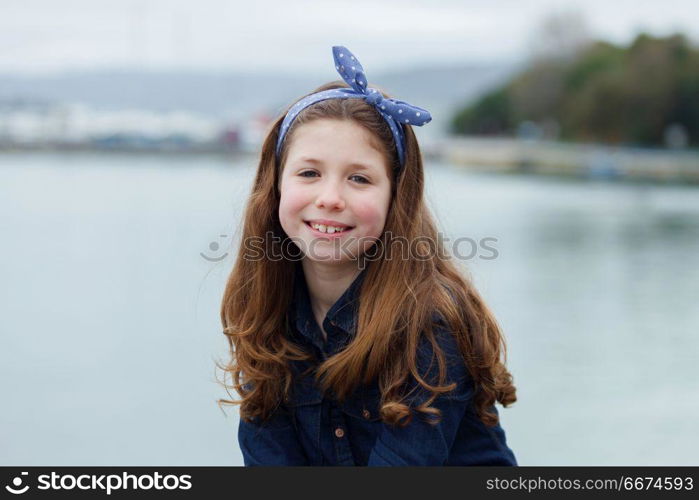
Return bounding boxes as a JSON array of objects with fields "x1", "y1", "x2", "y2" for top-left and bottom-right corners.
[
  {"x1": 350, "y1": 174, "x2": 370, "y2": 184},
  {"x1": 299, "y1": 170, "x2": 319, "y2": 178}
]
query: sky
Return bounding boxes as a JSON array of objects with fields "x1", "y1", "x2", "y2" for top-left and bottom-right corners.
[{"x1": 2, "y1": 0, "x2": 698, "y2": 75}]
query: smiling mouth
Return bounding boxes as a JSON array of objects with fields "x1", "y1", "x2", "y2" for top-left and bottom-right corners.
[{"x1": 304, "y1": 221, "x2": 355, "y2": 235}]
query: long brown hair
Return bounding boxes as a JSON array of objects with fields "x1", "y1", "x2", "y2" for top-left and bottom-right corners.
[{"x1": 218, "y1": 80, "x2": 516, "y2": 427}]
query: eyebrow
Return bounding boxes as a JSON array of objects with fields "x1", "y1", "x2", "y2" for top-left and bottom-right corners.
[{"x1": 294, "y1": 157, "x2": 374, "y2": 171}]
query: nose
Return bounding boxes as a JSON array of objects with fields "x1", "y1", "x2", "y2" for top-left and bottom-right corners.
[{"x1": 314, "y1": 179, "x2": 346, "y2": 211}]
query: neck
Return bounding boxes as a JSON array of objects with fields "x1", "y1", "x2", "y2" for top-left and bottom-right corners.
[{"x1": 301, "y1": 259, "x2": 362, "y2": 328}]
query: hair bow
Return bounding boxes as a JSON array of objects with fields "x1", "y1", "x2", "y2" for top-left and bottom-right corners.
[{"x1": 276, "y1": 45, "x2": 432, "y2": 167}]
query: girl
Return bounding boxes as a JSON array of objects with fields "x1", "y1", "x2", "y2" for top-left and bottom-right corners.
[{"x1": 219, "y1": 46, "x2": 517, "y2": 466}]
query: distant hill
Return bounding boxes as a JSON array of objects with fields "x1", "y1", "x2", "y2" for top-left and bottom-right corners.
[
  {"x1": 451, "y1": 33, "x2": 699, "y2": 147},
  {"x1": 375, "y1": 63, "x2": 520, "y2": 137},
  {"x1": 0, "y1": 62, "x2": 519, "y2": 136}
]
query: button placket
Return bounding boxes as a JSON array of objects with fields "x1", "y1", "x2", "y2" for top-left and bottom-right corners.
[{"x1": 329, "y1": 404, "x2": 354, "y2": 465}]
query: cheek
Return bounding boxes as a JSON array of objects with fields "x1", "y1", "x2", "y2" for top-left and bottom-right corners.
[
  {"x1": 354, "y1": 193, "x2": 391, "y2": 233},
  {"x1": 278, "y1": 185, "x2": 308, "y2": 225}
]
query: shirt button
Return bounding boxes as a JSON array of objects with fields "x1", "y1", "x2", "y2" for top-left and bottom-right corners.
[
  {"x1": 362, "y1": 409, "x2": 371, "y2": 419},
  {"x1": 334, "y1": 427, "x2": 345, "y2": 438}
]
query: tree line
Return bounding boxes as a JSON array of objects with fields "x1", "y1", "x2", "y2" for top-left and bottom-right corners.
[{"x1": 451, "y1": 33, "x2": 699, "y2": 148}]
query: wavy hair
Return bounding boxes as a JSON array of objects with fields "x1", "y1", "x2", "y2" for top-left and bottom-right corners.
[{"x1": 218, "y1": 80, "x2": 516, "y2": 427}]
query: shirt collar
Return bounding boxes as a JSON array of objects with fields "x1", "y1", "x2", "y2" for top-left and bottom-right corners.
[{"x1": 290, "y1": 263, "x2": 367, "y2": 352}]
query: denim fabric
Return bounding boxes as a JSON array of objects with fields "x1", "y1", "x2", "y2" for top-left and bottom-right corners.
[{"x1": 238, "y1": 264, "x2": 517, "y2": 466}]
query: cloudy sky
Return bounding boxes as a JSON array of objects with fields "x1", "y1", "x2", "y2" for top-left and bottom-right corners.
[{"x1": 2, "y1": 0, "x2": 697, "y2": 75}]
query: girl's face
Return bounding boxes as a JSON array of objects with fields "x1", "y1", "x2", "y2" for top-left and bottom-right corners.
[{"x1": 278, "y1": 118, "x2": 392, "y2": 267}]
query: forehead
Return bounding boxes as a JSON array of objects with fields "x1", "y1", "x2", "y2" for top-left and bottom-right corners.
[{"x1": 284, "y1": 119, "x2": 389, "y2": 171}]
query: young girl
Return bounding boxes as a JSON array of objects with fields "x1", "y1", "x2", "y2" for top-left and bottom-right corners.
[{"x1": 219, "y1": 46, "x2": 517, "y2": 466}]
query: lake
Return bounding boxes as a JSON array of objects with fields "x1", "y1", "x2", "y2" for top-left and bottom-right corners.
[{"x1": 1, "y1": 151, "x2": 698, "y2": 465}]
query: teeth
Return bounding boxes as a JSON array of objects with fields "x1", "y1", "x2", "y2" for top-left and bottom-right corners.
[{"x1": 311, "y1": 223, "x2": 348, "y2": 233}]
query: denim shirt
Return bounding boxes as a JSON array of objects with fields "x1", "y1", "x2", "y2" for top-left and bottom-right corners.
[{"x1": 238, "y1": 264, "x2": 517, "y2": 466}]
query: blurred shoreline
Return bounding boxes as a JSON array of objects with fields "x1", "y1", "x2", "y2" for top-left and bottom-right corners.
[
  {"x1": 428, "y1": 137, "x2": 699, "y2": 185},
  {"x1": 3, "y1": 136, "x2": 699, "y2": 186}
]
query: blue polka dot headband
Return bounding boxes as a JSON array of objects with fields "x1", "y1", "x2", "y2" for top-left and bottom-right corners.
[{"x1": 275, "y1": 45, "x2": 432, "y2": 168}]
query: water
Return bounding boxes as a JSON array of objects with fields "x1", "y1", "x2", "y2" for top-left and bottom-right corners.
[{"x1": 1, "y1": 152, "x2": 697, "y2": 465}]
